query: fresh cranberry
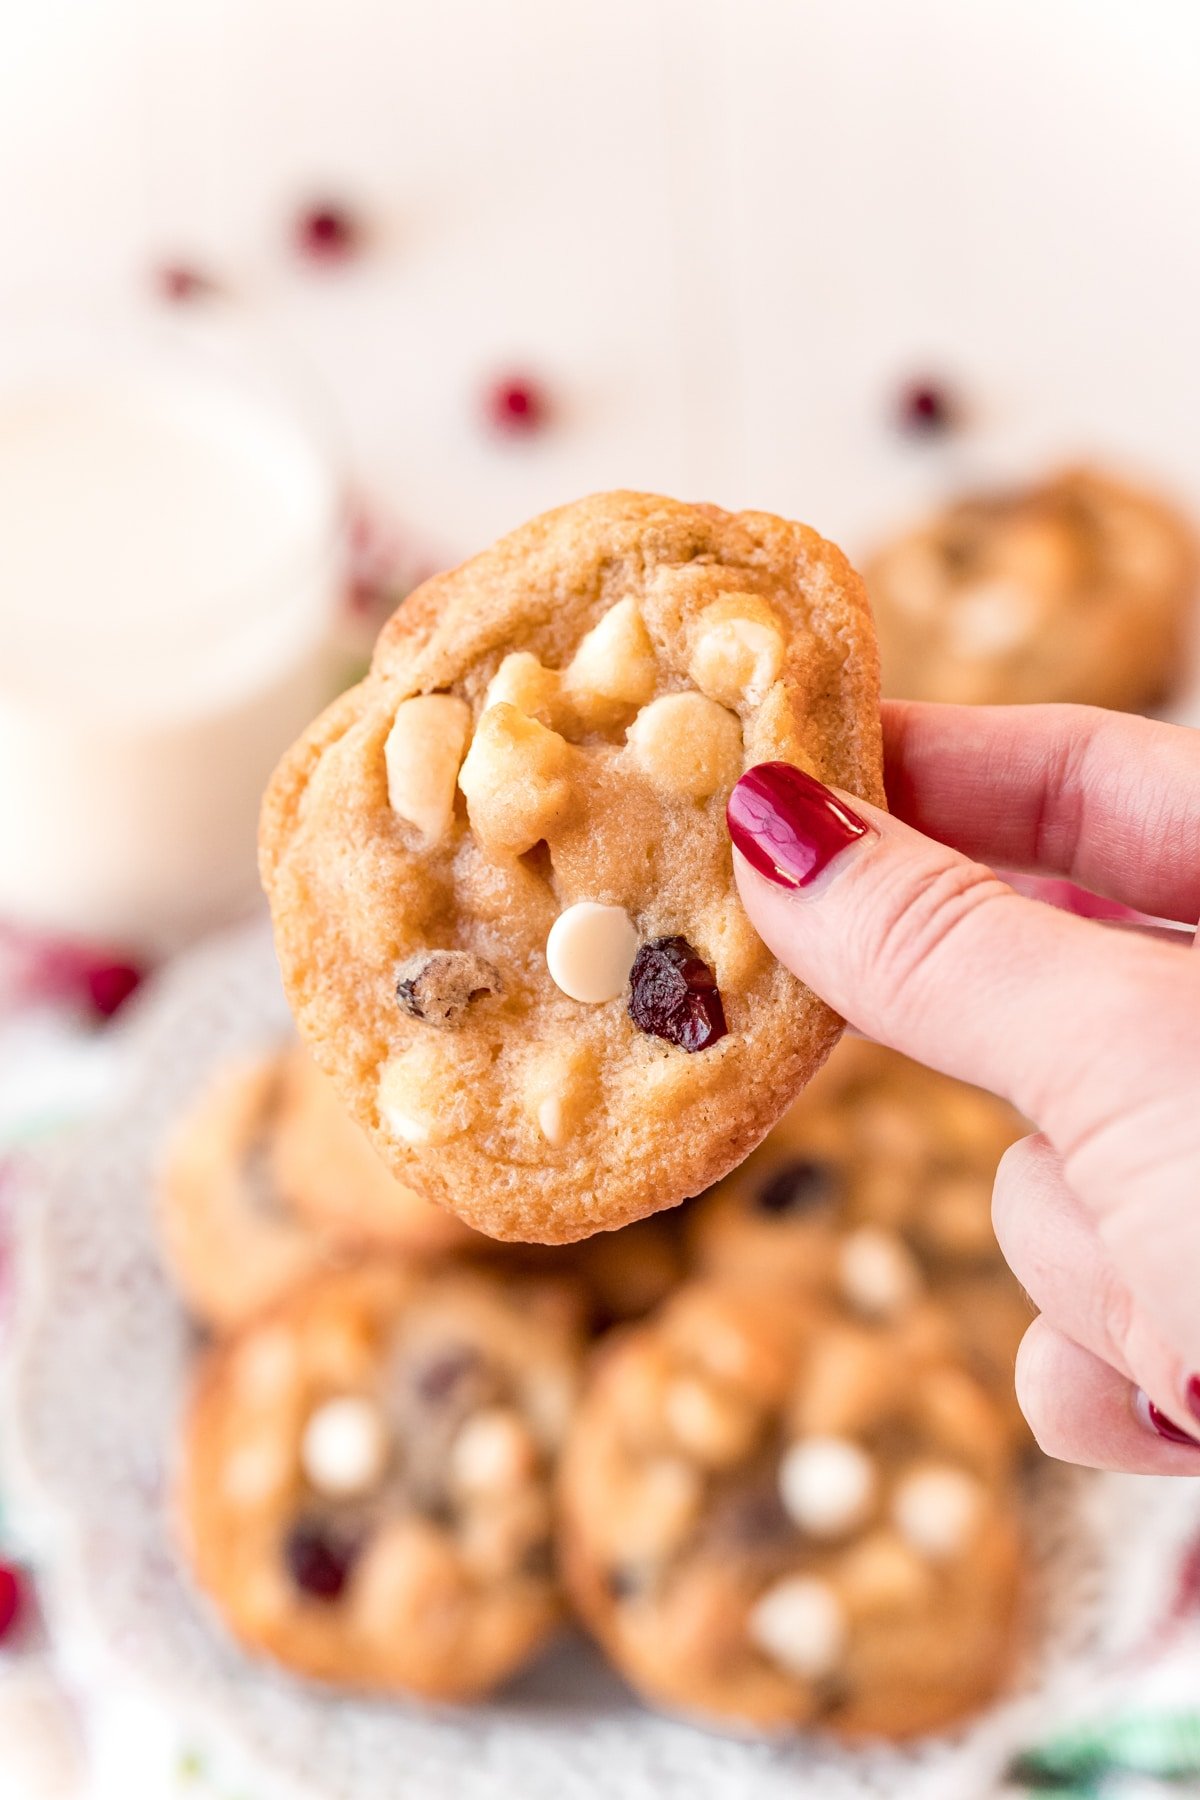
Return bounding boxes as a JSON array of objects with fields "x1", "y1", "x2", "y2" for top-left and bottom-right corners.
[
  {"x1": 484, "y1": 376, "x2": 548, "y2": 436},
  {"x1": 897, "y1": 380, "x2": 956, "y2": 435},
  {"x1": 755, "y1": 1158, "x2": 837, "y2": 1216},
  {"x1": 294, "y1": 203, "x2": 360, "y2": 263},
  {"x1": 0, "y1": 1562, "x2": 26, "y2": 1642},
  {"x1": 284, "y1": 1524, "x2": 356, "y2": 1601},
  {"x1": 85, "y1": 961, "x2": 143, "y2": 1020},
  {"x1": 156, "y1": 264, "x2": 214, "y2": 302},
  {"x1": 627, "y1": 936, "x2": 727, "y2": 1053}
]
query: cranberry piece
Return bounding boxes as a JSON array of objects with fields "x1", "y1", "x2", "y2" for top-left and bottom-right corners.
[
  {"x1": 412, "y1": 1345, "x2": 483, "y2": 1405},
  {"x1": 0, "y1": 1562, "x2": 25, "y2": 1642},
  {"x1": 484, "y1": 376, "x2": 548, "y2": 436},
  {"x1": 284, "y1": 1523, "x2": 355, "y2": 1601},
  {"x1": 156, "y1": 264, "x2": 213, "y2": 302},
  {"x1": 897, "y1": 380, "x2": 956, "y2": 435},
  {"x1": 85, "y1": 961, "x2": 143, "y2": 1020},
  {"x1": 295, "y1": 203, "x2": 360, "y2": 263},
  {"x1": 627, "y1": 935, "x2": 727, "y2": 1053},
  {"x1": 755, "y1": 1158, "x2": 837, "y2": 1217}
]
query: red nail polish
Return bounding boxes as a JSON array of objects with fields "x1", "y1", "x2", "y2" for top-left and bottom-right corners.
[
  {"x1": 727, "y1": 762, "x2": 870, "y2": 890},
  {"x1": 1187, "y1": 1376, "x2": 1200, "y2": 1424},
  {"x1": 1146, "y1": 1398, "x2": 1200, "y2": 1447}
]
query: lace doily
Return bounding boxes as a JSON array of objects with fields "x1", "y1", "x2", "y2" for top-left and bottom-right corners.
[{"x1": 9, "y1": 917, "x2": 1200, "y2": 1800}]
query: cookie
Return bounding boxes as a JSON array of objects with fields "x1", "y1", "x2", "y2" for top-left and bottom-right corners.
[
  {"x1": 261, "y1": 491, "x2": 883, "y2": 1243},
  {"x1": 867, "y1": 466, "x2": 1196, "y2": 708},
  {"x1": 559, "y1": 1282, "x2": 1023, "y2": 1737},
  {"x1": 179, "y1": 1263, "x2": 580, "y2": 1699},
  {"x1": 687, "y1": 1040, "x2": 1031, "y2": 1435},
  {"x1": 159, "y1": 1045, "x2": 472, "y2": 1330}
]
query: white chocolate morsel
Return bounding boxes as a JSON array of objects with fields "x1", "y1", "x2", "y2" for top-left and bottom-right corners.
[
  {"x1": 891, "y1": 1465, "x2": 982, "y2": 1561},
  {"x1": 377, "y1": 1043, "x2": 477, "y2": 1146},
  {"x1": 523, "y1": 1042, "x2": 597, "y2": 1144},
  {"x1": 778, "y1": 1435, "x2": 878, "y2": 1539},
  {"x1": 300, "y1": 1395, "x2": 389, "y2": 1499},
  {"x1": 457, "y1": 702, "x2": 573, "y2": 856},
  {"x1": 748, "y1": 1575, "x2": 848, "y2": 1680},
  {"x1": 563, "y1": 597, "x2": 658, "y2": 719},
  {"x1": 689, "y1": 611, "x2": 784, "y2": 707},
  {"x1": 450, "y1": 1407, "x2": 539, "y2": 1494},
  {"x1": 384, "y1": 694, "x2": 472, "y2": 844},
  {"x1": 546, "y1": 901, "x2": 639, "y2": 1004},
  {"x1": 838, "y1": 1225, "x2": 923, "y2": 1320},
  {"x1": 947, "y1": 581, "x2": 1037, "y2": 659},
  {"x1": 484, "y1": 651, "x2": 562, "y2": 721},
  {"x1": 625, "y1": 692, "x2": 742, "y2": 799}
]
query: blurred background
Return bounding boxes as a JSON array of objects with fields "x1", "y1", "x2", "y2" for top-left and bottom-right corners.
[{"x1": 2, "y1": 3, "x2": 1200, "y2": 1797}]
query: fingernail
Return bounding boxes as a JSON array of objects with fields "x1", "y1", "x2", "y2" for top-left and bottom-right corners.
[
  {"x1": 1135, "y1": 1388, "x2": 1200, "y2": 1447},
  {"x1": 727, "y1": 762, "x2": 871, "y2": 891},
  {"x1": 1186, "y1": 1375, "x2": 1200, "y2": 1424}
]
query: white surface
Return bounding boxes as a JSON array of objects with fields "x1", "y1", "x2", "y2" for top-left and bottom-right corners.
[{"x1": 9, "y1": 918, "x2": 1200, "y2": 1800}]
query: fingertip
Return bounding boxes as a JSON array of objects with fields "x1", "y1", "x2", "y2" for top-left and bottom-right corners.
[{"x1": 1015, "y1": 1319, "x2": 1200, "y2": 1475}]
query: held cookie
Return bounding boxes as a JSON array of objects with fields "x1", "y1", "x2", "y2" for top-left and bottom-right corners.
[
  {"x1": 867, "y1": 466, "x2": 1196, "y2": 708},
  {"x1": 159, "y1": 1045, "x2": 471, "y2": 1329},
  {"x1": 688, "y1": 1040, "x2": 1032, "y2": 1436},
  {"x1": 261, "y1": 492, "x2": 883, "y2": 1242},
  {"x1": 559, "y1": 1283, "x2": 1023, "y2": 1737},
  {"x1": 179, "y1": 1264, "x2": 580, "y2": 1699}
]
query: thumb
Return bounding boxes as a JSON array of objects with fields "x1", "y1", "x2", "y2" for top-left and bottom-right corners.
[{"x1": 725, "y1": 761, "x2": 1196, "y2": 1169}]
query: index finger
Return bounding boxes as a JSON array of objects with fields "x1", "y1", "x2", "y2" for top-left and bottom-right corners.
[{"x1": 882, "y1": 701, "x2": 1200, "y2": 924}]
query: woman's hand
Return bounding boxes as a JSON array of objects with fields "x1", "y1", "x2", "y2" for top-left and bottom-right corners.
[{"x1": 726, "y1": 701, "x2": 1200, "y2": 1473}]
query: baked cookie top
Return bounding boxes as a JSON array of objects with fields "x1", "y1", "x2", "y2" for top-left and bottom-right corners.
[
  {"x1": 867, "y1": 466, "x2": 1196, "y2": 708},
  {"x1": 261, "y1": 492, "x2": 883, "y2": 1243},
  {"x1": 558, "y1": 1282, "x2": 1023, "y2": 1738},
  {"x1": 179, "y1": 1263, "x2": 580, "y2": 1699}
]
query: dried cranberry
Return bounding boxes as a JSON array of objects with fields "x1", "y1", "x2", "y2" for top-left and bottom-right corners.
[
  {"x1": 0, "y1": 1562, "x2": 25, "y2": 1642},
  {"x1": 156, "y1": 263, "x2": 214, "y2": 302},
  {"x1": 897, "y1": 380, "x2": 956, "y2": 435},
  {"x1": 295, "y1": 203, "x2": 360, "y2": 263},
  {"x1": 484, "y1": 376, "x2": 548, "y2": 436},
  {"x1": 755, "y1": 1158, "x2": 837, "y2": 1217},
  {"x1": 284, "y1": 1523, "x2": 356, "y2": 1600},
  {"x1": 85, "y1": 961, "x2": 143, "y2": 1019},
  {"x1": 412, "y1": 1345, "x2": 483, "y2": 1405},
  {"x1": 627, "y1": 936, "x2": 727, "y2": 1053}
]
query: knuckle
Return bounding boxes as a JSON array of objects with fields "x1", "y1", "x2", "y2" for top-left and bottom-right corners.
[{"x1": 854, "y1": 852, "x2": 1008, "y2": 1019}]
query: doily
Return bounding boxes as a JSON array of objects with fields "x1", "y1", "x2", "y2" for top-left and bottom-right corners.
[{"x1": 8, "y1": 917, "x2": 1200, "y2": 1800}]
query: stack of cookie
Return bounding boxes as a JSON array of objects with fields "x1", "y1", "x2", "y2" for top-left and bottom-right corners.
[
  {"x1": 161, "y1": 1034, "x2": 1033, "y2": 1734},
  {"x1": 162, "y1": 493, "x2": 1037, "y2": 1737}
]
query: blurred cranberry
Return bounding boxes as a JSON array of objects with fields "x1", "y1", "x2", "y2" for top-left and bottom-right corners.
[
  {"x1": 156, "y1": 264, "x2": 214, "y2": 303},
  {"x1": 85, "y1": 961, "x2": 143, "y2": 1020},
  {"x1": 295, "y1": 203, "x2": 361, "y2": 263},
  {"x1": 897, "y1": 380, "x2": 956, "y2": 435},
  {"x1": 484, "y1": 376, "x2": 549, "y2": 436},
  {"x1": 0, "y1": 1563, "x2": 25, "y2": 1643}
]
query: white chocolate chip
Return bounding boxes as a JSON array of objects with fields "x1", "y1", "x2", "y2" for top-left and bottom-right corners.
[
  {"x1": 748, "y1": 1576, "x2": 848, "y2": 1680},
  {"x1": 838, "y1": 1226, "x2": 923, "y2": 1320},
  {"x1": 523, "y1": 1042, "x2": 597, "y2": 1144},
  {"x1": 563, "y1": 597, "x2": 657, "y2": 719},
  {"x1": 689, "y1": 612, "x2": 784, "y2": 707},
  {"x1": 778, "y1": 1435, "x2": 878, "y2": 1539},
  {"x1": 457, "y1": 702, "x2": 573, "y2": 855},
  {"x1": 300, "y1": 1396, "x2": 389, "y2": 1499},
  {"x1": 625, "y1": 692, "x2": 743, "y2": 799},
  {"x1": 664, "y1": 1374, "x2": 757, "y2": 1467},
  {"x1": 947, "y1": 580, "x2": 1037, "y2": 659},
  {"x1": 384, "y1": 694, "x2": 471, "y2": 844},
  {"x1": 377, "y1": 1043, "x2": 477, "y2": 1146},
  {"x1": 891, "y1": 1465, "x2": 982, "y2": 1561},
  {"x1": 484, "y1": 651, "x2": 563, "y2": 722},
  {"x1": 450, "y1": 1407, "x2": 539, "y2": 1494},
  {"x1": 545, "y1": 901, "x2": 638, "y2": 1004}
]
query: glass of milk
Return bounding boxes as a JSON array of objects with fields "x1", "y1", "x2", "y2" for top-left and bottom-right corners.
[{"x1": 0, "y1": 308, "x2": 345, "y2": 952}]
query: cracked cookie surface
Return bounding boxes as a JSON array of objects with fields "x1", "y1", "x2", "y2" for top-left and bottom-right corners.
[
  {"x1": 261, "y1": 492, "x2": 883, "y2": 1242},
  {"x1": 558, "y1": 1282, "x2": 1023, "y2": 1737},
  {"x1": 179, "y1": 1263, "x2": 580, "y2": 1698},
  {"x1": 867, "y1": 465, "x2": 1196, "y2": 708}
]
